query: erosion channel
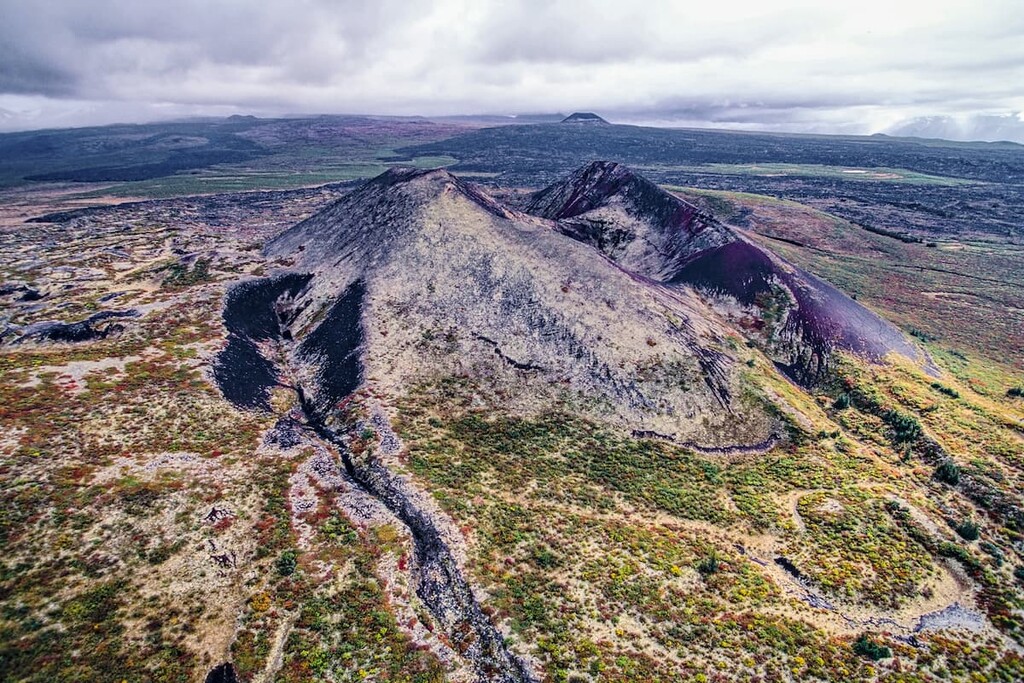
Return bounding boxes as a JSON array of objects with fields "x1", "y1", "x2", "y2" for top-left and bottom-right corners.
[{"x1": 213, "y1": 274, "x2": 536, "y2": 683}]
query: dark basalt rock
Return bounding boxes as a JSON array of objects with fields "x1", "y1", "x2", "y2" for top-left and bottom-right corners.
[
  {"x1": 775, "y1": 556, "x2": 804, "y2": 581},
  {"x1": 222, "y1": 273, "x2": 312, "y2": 340},
  {"x1": 14, "y1": 309, "x2": 138, "y2": 344},
  {"x1": 264, "y1": 416, "x2": 304, "y2": 449},
  {"x1": 213, "y1": 273, "x2": 312, "y2": 410},
  {"x1": 329, "y1": 439, "x2": 536, "y2": 683},
  {"x1": 204, "y1": 663, "x2": 238, "y2": 683},
  {"x1": 212, "y1": 335, "x2": 279, "y2": 410},
  {"x1": 296, "y1": 280, "x2": 365, "y2": 413},
  {"x1": 1, "y1": 283, "x2": 44, "y2": 302}
]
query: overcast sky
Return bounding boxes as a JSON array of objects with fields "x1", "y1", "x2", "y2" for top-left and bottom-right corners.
[{"x1": 1, "y1": 0, "x2": 1022, "y2": 139}]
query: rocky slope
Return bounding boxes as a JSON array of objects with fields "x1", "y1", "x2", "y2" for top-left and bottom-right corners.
[
  {"x1": 526, "y1": 161, "x2": 924, "y2": 383},
  {"x1": 264, "y1": 165, "x2": 776, "y2": 447}
]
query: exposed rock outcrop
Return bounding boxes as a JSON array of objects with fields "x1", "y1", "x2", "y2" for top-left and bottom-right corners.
[{"x1": 12, "y1": 309, "x2": 138, "y2": 344}]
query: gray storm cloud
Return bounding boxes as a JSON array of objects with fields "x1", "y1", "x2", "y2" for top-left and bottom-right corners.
[{"x1": 0, "y1": 0, "x2": 1022, "y2": 139}]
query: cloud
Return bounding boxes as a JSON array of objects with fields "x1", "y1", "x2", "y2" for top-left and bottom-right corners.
[{"x1": 0, "y1": 0, "x2": 1022, "y2": 137}]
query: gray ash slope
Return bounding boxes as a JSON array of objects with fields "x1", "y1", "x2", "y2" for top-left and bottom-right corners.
[
  {"x1": 525, "y1": 161, "x2": 924, "y2": 384},
  {"x1": 264, "y1": 164, "x2": 780, "y2": 447},
  {"x1": 257, "y1": 162, "x2": 928, "y2": 442}
]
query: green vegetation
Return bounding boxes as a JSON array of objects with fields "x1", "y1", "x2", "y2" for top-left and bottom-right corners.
[
  {"x1": 161, "y1": 257, "x2": 213, "y2": 289},
  {"x1": 953, "y1": 519, "x2": 981, "y2": 541},
  {"x1": 788, "y1": 491, "x2": 936, "y2": 608},
  {"x1": 935, "y1": 460, "x2": 962, "y2": 485},
  {"x1": 388, "y1": 374, "x2": 1024, "y2": 679},
  {"x1": 275, "y1": 549, "x2": 298, "y2": 576},
  {"x1": 833, "y1": 392, "x2": 852, "y2": 410},
  {"x1": 853, "y1": 634, "x2": 892, "y2": 661},
  {"x1": 696, "y1": 551, "x2": 721, "y2": 576},
  {"x1": 884, "y1": 409, "x2": 923, "y2": 444}
]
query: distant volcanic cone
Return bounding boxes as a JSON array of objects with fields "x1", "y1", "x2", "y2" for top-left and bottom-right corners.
[{"x1": 560, "y1": 112, "x2": 610, "y2": 124}]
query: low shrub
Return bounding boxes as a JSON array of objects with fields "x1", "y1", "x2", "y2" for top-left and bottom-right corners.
[
  {"x1": 938, "y1": 542, "x2": 982, "y2": 573},
  {"x1": 697, "y1": 551, "x2": 720, "y2": 576},
  {"x1": 953, "y1": 519, "x2": 980, "y2": 541},
  {"x1": 934, "y1": 460, "x2": 961, "y2": 486},
  {"x1": 885, "y1": 409, "x2": 923, "y2": 444},
  {"x1": 276, "y1": 549, "x2": 298, "y2": 576},
  {"x1": 930, "y1": 382, "x2": 959, "y2": 398},
  {"x1": 853, "y1": 634, "x2": 891, "y2": 661}
]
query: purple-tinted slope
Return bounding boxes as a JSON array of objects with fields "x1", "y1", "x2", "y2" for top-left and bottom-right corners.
[
  {"x1": 672, "y1": 240, "x2": 776, "y2": 304},
  {"x1": 675, "y1": 239, "x2": 920, "y2": 382},
  {"x1": 529, "y1": 161, "x2": 922, "y2": 383}
]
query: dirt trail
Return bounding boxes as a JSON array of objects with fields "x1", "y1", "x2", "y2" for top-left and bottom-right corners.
[
  {"x1": 253, "y1": 613, "x2": 296, "y2": 683},
  {"x1": 481, "y1": 487, "x2": 988, "y2": 640},
  {"x1": 751, "y1": 490, "x2": 988, "y2": 639}
]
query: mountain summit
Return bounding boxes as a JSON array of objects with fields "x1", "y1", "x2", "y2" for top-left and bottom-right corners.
[
  {"x1": 561, "y1": 112, "x2": 609, "y2": 124},
  {"x1": 526, "y1": 160, "x2": 731, "y2": 281}
]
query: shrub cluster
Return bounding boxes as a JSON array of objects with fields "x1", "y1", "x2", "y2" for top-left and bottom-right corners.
[
  {"x1": 934, "y1": 460, "x2": 961, "y2": 485},
  {"x1": 853, "y1": 634, "x2": 891, "y2": 661}
]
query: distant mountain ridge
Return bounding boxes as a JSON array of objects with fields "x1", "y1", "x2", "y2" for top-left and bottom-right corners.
[{"x1": 887, "y1": 114, "x2": 1024, "y2": 144}]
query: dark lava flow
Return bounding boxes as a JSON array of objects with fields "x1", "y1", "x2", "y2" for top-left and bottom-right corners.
[
  {"x1": 299, "y1": 389, "x2": 536, "y2": 683},
  {"x1": 204, "y1": 662, "x2": 238, "y2": 683},
  {"x1": 213, "y1": 275, "x2": 535, "y2": 683},
  {"x1": 295, "y1": 280, "x2": 364, "y2": 413},
  {"x1": 14, "y1": 309, "x2": 138, "y2": 344},
  {"x1": 213, "y1": 274, "x2": 311, "y2": 409}
]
